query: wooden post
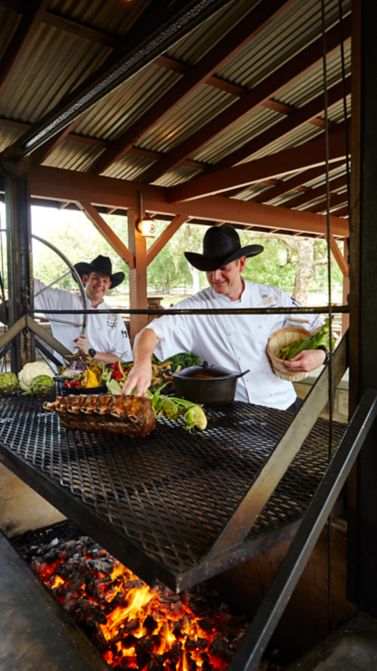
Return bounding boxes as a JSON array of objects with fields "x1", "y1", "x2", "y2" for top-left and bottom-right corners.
[{"x1": 127, "y1": 209, "x2": 149, "y2": 342}]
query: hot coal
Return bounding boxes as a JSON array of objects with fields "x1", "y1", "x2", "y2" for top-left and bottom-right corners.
[{"x1": 12, "y1": 522, "x2": 247, "y2": 671}]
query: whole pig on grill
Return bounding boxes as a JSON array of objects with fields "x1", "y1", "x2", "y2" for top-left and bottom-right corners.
[{"x1": 43, "y1": 394, "x2": 156, "y2": 438}]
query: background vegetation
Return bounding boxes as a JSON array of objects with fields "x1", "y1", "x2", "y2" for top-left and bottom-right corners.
[{"x1": 29, "y1": 207, "x2": 344, "y2": 307}]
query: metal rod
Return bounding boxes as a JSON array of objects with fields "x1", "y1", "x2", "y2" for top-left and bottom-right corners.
[
  {"x1": 30, "y1": 305, "x2": 350, "y2": 316},
  {"x1": 229, "y1": 388, "x2": 377, "y2": 671}
]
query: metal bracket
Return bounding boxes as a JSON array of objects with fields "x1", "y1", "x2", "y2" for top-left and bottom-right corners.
[{"x1": 0, "y1": 314, "x2": 71, "y2": 361}]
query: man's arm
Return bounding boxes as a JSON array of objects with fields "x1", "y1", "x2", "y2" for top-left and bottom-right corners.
[
  {"x1": 73, "y1": 335, "x2": 120, "y2": 364},
  {"x1": 122, "y1": 328, "x2": 160, "y2": 396}
]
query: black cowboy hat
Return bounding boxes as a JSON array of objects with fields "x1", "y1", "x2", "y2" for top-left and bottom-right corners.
[
  {"x1": 184, "y1": 224, "x2": 264, "y2": 271},
  {"x1": 74, "y1": 255, "x2": 125, "y2": 289}
]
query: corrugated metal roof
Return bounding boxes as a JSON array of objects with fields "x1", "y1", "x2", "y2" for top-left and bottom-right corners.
[
  {"x1": 277, "y1": 42, "x2": 351, "y2": 107},
  {"x1": 193, "y1": 106, "x2": 280, "y2": 163},
  {"x1": 138, "y1": 84, "x2": 234, "y2": 153},
  {"x1": 0, "y1": 23, "x2": 109, "y2": 121},
  {"x1": 218, "y1": 0, "x2": 351, "y2": 88},
  {"x1": 42, "y1": 140, "x2": 103, "y2": 172},
  {"x1": 165, "y1": 0, "x2": 259, "y2": 65},
  {"x1": 48, "y1": 0, "x2": 150, "y2": 37},
  {"x1": 76, "y1": 65, "x2": 180, "y2": 141},
  {"x1": 0, "y1": 0, "x2": 351, "y2": 232}
]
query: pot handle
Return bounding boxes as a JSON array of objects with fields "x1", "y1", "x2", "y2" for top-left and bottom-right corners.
[{"x1": 237, "y1": 369, "x2": 250, "y2": 378}]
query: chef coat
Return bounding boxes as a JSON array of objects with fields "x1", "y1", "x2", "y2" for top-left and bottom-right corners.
[
  {"x1": 149, "y1": 281, "x2": 323, "y2": 410},
  {"x1": 34, "y1": 280, "x2": 132, "y2": 361}
]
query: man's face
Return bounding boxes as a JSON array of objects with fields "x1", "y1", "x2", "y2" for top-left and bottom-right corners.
[
  {"x1": 206, "y1": 257, "x2": 246, "y2": 299},
  {"x1": 83, "y1": 272, "x2": 111, "y2": 304}
]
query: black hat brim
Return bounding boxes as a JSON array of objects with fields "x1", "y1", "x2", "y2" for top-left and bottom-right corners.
[
  {"x1": 184, "y1": 244, "x2": 264, "y2": 271},
  {"x1": 74, "y1": 262, "x2": 125, "y2": 289}
]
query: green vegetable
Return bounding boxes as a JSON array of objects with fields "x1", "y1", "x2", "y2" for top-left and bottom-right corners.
[
  {"x1": 30, "y1": 374, "x2": 55, "y2": 398},
  {"x1": 153, "y1": 352, "x2": 202, "y2": 372},
  {"x1": 278, "y1": 320, "x2": 335, "y2": 360},
  {"x1": 148, "y1": 387, "x2": 207, "y2": 431},
  {"x1": 18, "y1": 361, "x2": 54, "y2": 392},
  {"x1": 0, "y1": 371, "x2": 19, "y2": 396},
  {"x1": 106, "y1": 378, "x2": 123, "y2": 395}
]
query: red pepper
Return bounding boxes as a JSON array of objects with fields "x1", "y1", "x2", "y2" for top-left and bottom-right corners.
[{"x1": 111, "y1": 362, "x2": 127, "y2": 381}]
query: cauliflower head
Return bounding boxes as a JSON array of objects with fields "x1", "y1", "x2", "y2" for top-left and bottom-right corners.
[{"x1": 18, "y1": 361, "x2": 54, "y2": 392}]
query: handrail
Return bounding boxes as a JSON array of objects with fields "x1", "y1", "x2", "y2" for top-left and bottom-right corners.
[{"x1": 229, "y1": 388, "x2": 377, "y2": 671}]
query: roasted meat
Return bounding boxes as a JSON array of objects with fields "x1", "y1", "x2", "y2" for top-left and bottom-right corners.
[{"x1": 43, "y1": 395, "x2": 156, "y2": 438}]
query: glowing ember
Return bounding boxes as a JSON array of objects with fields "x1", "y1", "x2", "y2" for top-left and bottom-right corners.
[{"x1": 30, "y1": 535, "x2": 245, "y2": 670}]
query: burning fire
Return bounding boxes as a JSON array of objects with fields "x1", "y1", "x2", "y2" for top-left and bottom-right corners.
[{"x1": 34, "y1": 540, "x2": 239, "y2": 670}]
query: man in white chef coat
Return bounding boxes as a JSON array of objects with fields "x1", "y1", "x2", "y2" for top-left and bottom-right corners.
[
  {"x1": 34, "y1": 255, "x2": 132, "y2": 364},
  {"x1": 123, "y1": 225, "x2": 327, "y2": 410}
]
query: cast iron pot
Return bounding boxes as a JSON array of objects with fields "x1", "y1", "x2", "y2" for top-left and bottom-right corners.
[{"x1": 172, "y1": 362, "x2": 249, "y2": 406}]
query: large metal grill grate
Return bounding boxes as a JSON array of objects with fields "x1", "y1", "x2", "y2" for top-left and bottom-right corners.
[{"x1": 0, "y1": 397, "x2": 345, "y2": 591}]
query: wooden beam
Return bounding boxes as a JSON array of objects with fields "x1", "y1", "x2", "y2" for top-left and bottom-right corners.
[
  {"x1": 146, "y1": 215, "x2": 187, "y2": 266},
  {"x1": 137, "y1": 17, "x2": 351, "y2": 184},
  {"x1": 214, "y1": 78, "x2": 351, "y2": 171},
  {"x1": 91, "y1": 0, "x2": 294, "y2": 174},
  {"x1": 302, "y1": 190, "x2": 348, "y2": 213},
  {"x1": 253, "y1": 162, "x2": 345, "y2": 203},
  {"x1": 29, "y1": 165, "x2": 349, "y2": 237},
  {"x1": 78, "y1": 200, "x2": 135, "y2": 269},
  {"x1": 330, "y1": 236, "x2": 349, "y2": 277},
  {"x1": 167, "y1": 124, "x2": 348, "y2": 202},
  {"x1": 127, "y1": 209, "x2": 148, "y2": 339},
  {"x1": 283, "y1": 174, "x2": 347, "y2": 208}
]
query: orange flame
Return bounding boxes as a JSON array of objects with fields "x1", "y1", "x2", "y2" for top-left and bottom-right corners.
[{"x1": 35, "y1": 556, "x2": 231, "y2": 670}]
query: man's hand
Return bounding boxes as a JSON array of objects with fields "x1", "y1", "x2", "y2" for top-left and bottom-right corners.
[
  {"x1": 74, "y1": 334, "x2": 90, "y2": 355},
  {"x1": 122, "y1": 360, "x2": 152, "y2": 397},
  {"x1": 283, "y1": 348, "x2": 326, "y2": 373},
  {"x1": 122, "y1": 327, "x2": 159, "y2": 397}
]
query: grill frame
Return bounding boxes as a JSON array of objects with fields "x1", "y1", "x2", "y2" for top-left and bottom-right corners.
[{"x1": 0, "y1": 397, "x2": 345, "y2": 592}]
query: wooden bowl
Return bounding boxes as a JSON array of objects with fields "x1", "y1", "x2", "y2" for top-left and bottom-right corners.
[{"x1": 266, "y1": 326, "x2": 312, "y2": 382}]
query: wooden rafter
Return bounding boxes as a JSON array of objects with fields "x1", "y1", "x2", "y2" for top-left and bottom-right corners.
[
  {"x1": 90, "y1": 0, "x2": 294, "y2": 175},
  {"x1": 213, "y1": 78, "x2": 351, "y2": 171},
  {"x1": 29, "y1": 166, "x2": 348, "y2": 238},
  {"x1": 330, "y1": 236, "x2": 349, "y2": 276},
  {"x1": 252, "y1": 162, "x2": 345, "y2": 204},
  {"x1": 301, "y1": 191, "x2": 348, "y2": 213},
  {"x1": 284, "y1": 175, "x2": 348, "y2": 208},
  {"x1": 137, "y1": 17, "x2": 351, "y2": 185},
  {"x1": 167, "y1": 124, "x2": 348, "y2": 202},
  {"x1": 146, "y1": 215, "x2": 187, "y2": 266},
  {"x1": 78, "y1": 200, "x2": 135, "y2": 269},
  {"x1": 0, "y1": 117, "x2": 205, "y2": 171}
]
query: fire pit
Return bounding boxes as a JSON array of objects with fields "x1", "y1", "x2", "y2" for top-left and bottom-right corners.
[{"x1": 13, "y1": 522, "x2": 248, "y2": 671}]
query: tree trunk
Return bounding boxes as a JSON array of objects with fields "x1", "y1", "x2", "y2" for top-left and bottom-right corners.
[{"x1": 293, "y1": 238, "x2": 315, "y2": 303}]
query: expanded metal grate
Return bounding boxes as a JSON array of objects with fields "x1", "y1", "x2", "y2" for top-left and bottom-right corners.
[{"x1": 0, "y1": 397, "x2": 345, "y2": 591}]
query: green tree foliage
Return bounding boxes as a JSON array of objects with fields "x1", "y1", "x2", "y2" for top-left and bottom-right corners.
[
  {"x1": 28, "y1": 206, "x2": 343, "y2": 302},
  {"x1": 31, "y1": 208, "x2": 129, "y2": 292}
]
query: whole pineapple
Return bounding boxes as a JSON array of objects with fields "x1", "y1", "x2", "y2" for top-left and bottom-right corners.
[
  {"x1": 30, "y1": 374, "x2": 55, "y2": 398},
  {"x1": 0, "y1": 371, "x2": 19, "y2": 396}
]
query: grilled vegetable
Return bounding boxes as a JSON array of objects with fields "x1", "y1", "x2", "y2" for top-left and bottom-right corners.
[
  {"x1": 18, "y1": 361, "x2": 54, "y2": 392},
  {"x1": 278, "y1": 320, "x2": 334, "y2": 360},
  {"x1": 30, "y1": 374, "x2": 55, "y2": 398},
  {"x1": 0, "y1": 371, "x2": 19, "y2": 396},
  {"x1": 148, "y1": 387, "x2": 207, "y2": 431}
]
